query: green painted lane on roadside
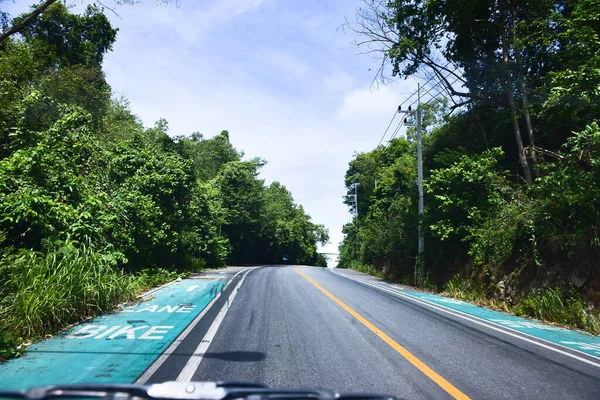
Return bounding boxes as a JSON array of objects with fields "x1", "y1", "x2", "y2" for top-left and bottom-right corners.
[
  {"x1": 0, "y1": 279, "x2": 224, "y2": 389},
  {"x1": 403, "y1": 290, "x2": 600, "y2": 359}
]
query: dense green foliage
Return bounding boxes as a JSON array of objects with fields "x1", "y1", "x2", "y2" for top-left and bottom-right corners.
[
  {"x1": 341, "y1": 0, "x2": 600, "y2": 328},
  {"x1": 0, "y1": 3, "x2": 327, "y2": 358}
]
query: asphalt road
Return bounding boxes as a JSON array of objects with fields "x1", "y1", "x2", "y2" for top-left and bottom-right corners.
[{"x1": 142, "y1": 266, "x2": 600, "y2": 399}]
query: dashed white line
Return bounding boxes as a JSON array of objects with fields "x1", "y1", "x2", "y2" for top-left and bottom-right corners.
[
  {"x1": 136, "y1": 267, "x2": 257, "y2": 384},
  {"x1": 176, "y1": 267, "x2": 255, "y2": 382}
]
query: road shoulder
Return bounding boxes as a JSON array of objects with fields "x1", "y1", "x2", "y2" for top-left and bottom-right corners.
[
  {"x1": 0, "y1": 267, "x2": 249, "y2": 389},
  {"x1": 332, "y1": 268, "x2": 600, "y2": 364}
]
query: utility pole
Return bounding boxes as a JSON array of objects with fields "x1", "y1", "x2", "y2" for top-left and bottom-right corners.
[
  {"x1": 354, "y1": 182, "x2": 359, "y2": 216},
  {"x1": 397, "y1": 84, "x2": 425, "y2": 285},
  {"x1": 416, "y1": 83, "x2": 425, "y2": 284}
]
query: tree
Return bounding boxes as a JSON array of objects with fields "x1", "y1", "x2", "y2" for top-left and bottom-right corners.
[
  {"x1": 0, "y1": 0, "x2": 58, "y2": 43},
  {"x1": 15, "y1": 2, "x2": 117, "y2": 67},
  {"x1": 175, "y1": 130, "x2": 242, "y2": 181},
  {"x1": 213, "y1": 160, "x2": 266, "y2": 263},
  {"x1": 541, "y1": 0, "x2": 600, "y2": 139},
  {"x1": 0, "y1": 2, "x2": 116, "y2": 148},
  {"x1": 347, "y1": 0, "x2": 572, "y2": 183},
  {"x1": 0, "y1": 0, "x2": 172, "y2": 43}
]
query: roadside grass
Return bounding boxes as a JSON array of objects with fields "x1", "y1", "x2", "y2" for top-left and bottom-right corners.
[
  {"x1": 135, "y1": 267, "x2": 189, "y2": 288},
  {"x1": 441, "y1": 274, "x2": 510, "y2": 312},
  {"x1": 0, "y1": 240, "x2": 189, "y2": 361},
  {"x1": 440, "y1": 275, "x2": 599, "y2": 333},
  {"x1": 349, "y1": 261, "x2": 386, "y2": 280},
  {"x1": 514, "y1": 287, "x2": 600, "y2": 333},
  {"x1": 444, "y1": 279, "x2": 600, "y2": 334}
]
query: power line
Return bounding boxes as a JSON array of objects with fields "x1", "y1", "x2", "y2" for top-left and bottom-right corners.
[
  {"x1": 375, "y1": 64, "x2": 465, "y2": 145},
  {"x1": 386, "y1": 88, "x2": 438, "y2": 143},
  {"x1": 388, "y1": 69, "x2": 460, "y2": 143},
  {"x1": 376, "y1": 110, "x2": 398, "y2": 148},
  {"x1": 387, "y1": 71, "x2": 456, "y2": 142},
  {"x1": 395, "y1": 67, "x2": 447, "y2": 112},
  {"x1": 404, "y1": 70, "x2": 461, "y2": 111},
  {"x1": 377, "y1": 78, "x2": 433, "y2": 147},
  {"x1": 387, "y1": 118, "x2": 405, "y2": 143},
  {"x1": 398, "y1": 62, "x2": 452, "y2": 106},
  {"x1": 376, "y1": 69, "x2": 445, "y2": 146},
  {"x1": 387, "y1": 74, "x2": 463, "y2": 143},
  {"x1": 420, "y1": 74, "x2": 463, "y2": 105},
  {"x1": 434, "y1": 70, "x2": 458, "y2": 105},
  {"x1": 427, "y1": 77, "x2": 461, "y2": 101},
  {"x1": 375, "y1": 63, "x2": 455, "y2": 149}
]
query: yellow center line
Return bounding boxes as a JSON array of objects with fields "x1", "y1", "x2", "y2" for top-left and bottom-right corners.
[{"x1": 294, "y1": 266, "x2": 470, "y2": 400}]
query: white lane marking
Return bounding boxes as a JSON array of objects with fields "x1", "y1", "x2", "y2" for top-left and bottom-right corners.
[
  {"x1": 331, "y1": 269, "x2": 600, "y2": 368},
  {"x1": 176, "y1": 267, "x2": 254, "y2": 382},
  {"x1": 135, "y1": 267, "x2": 257, "y2": 384},
  {"x1": 65, "y1": 324, "x2": 174, "y2": 340},
  {"x1": 139, "y1": 267, "x2": 238, "y2": 298},
  {"x1": 138, "y1": 279, "x2": 179, "y2": 298},
  {"x1": 123, "y1": 304, "x2": 195, "y2": 313},
  {"x1": 562, "y1": 342, "x2": 600, "y2": 356}
]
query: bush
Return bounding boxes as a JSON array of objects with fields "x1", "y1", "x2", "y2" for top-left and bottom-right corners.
[
  {"x1": 442, "y1": 274, "x2": 494, "y2": 303},
  {"x1": 0, "y1": 239, "x2": 137, "y2": 338},
  {"x1": 426, "y1": 147, "x2": 507, "y2": 242},
  {"x1": 350, "y1": 262, "x2": 386, "y2": 280},
  {"x1": 0, "y1": 331, "x2": 26, "y2": 361},
  {"x1": 514, "y1": 287, "x2": 589, "y2": 330},
  {"x1": 534, "y1": 122, "x2": 600, "y2": 252},
  {"x1": 135, "y1": 267, "x2": 188, "y2": 288},
  {"x1": 468, "y1": 193, "x2": 540, "y2": 273}
]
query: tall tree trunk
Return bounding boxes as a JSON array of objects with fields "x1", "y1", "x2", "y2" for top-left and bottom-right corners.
[
  {"x1": 520, "y1": 76, "x2": 539, "y2": 177},
  {"x1": 501, "y1": 27, "x2": 532, "y2": 184},
  {"x1": 510, "y1": 1, "x2": 539, "y2": 178}
]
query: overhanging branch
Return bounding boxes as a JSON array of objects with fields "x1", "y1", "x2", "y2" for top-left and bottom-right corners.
[{"x1": 0, "y1": 0, "x2": 57, "y2": 43}]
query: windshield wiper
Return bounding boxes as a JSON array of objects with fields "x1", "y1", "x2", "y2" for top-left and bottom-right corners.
[{"x1": 0, "y1": 382, "x2": 396, "y2": 400}]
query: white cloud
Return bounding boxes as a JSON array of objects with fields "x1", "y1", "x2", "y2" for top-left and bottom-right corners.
[
  {"x1": 4, "y1": 0, "x2": 423, "y2": 264},
  {"x1": 335, "y1": 83, "x2": 417, "y2": 121},
  {"x1": 156, "y1": 0, "x2": 271, "y2": 43},
  {"x1": 254, "y1": 48, "x2": 313, "y2": 81},
  {"x1": 203, "y1": 0, "x2": 268, "y2": 20},
  {"x1": 322, "y1": 72, "x2": 355, "y2": 92}
]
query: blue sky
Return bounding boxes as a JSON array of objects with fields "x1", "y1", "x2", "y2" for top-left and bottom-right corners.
[{"x1": 4, "y1": 0, "x2": 418, "y2": 260}]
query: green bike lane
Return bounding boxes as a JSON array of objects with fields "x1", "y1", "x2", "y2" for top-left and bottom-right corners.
[
  {"x1": 0, "y1": 278, "x2": 226, "y2": 389},
  {"x1": 405, "y1": 291, "x2": 600, "y2": 363},
  {"x1": 332, "y1": 268, "x2": 600, "y2": 365}
]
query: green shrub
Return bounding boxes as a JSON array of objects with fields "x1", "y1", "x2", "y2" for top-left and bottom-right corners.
[
  {"x1": 514, "y1": 287, "x2": 589, "y2": 330},
  {"x1": 444, "y1": 274, "x2": 467, "y2": 297},
  {"x1": 0, "y1": 332, "x2": 26, "y2": 361},
  {"x1": 0, "y1": 242, "x2": 193, "y2": 360},
  {"x1": 426, "y1": 148, "x2": 507, "y2": 242},
  {"x1": 135, "y1": 267, "x2": 188, "y2": 288},
  {"x1": 350, "y1": 262, "x2": 386, "y2": 280},
  {"x1": 0, "y1": 239, "x2": 137, "y2": 338},
  {"x1": 468, "y1": 193, "x2": 540, "y2": 272}
]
